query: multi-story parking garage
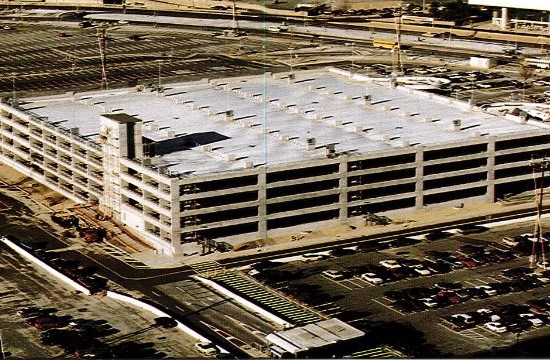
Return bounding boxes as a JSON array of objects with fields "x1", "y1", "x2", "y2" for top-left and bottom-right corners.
[{"x1": 1, "y1": 68, "x2": 550, "y2": 256}]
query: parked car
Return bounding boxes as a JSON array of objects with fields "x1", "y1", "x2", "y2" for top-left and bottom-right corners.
[
  {"x1": 457, "y1": 256, "x2": 478, "y2": 267},
  {"x1": 411, "y1": 265, "x2": 431, "y2": 276},
  {"x1": 195, "y1": 342, "x2": 218, "y2": 356},
  {"x1": 434, "y1": 282, "x2": 462, "y2": 290},
  {"x1": 322, "y1": 270, "x2": 348, "y2": 280},
  {"x1": 519, "y1": 313, "x2": 544, "y2": 327},
  {"x1": 360, "y1": 272, "x2": 384, "y2": 285},
  {"x1": 526, "y1": 299, "x2": 550, "y2": 313},
  {"x1": 475, "y1": 285, "x2": 497, "y2": 296},
  {"x1": 379, "y1": 260, "x2": 401, "y2": 269},
  {"x1": 484, "y1": 321, "x2": 507, "y2": 333},
  {"x1": 417, "y1": 297, "x2": 438, "y2": 309}
]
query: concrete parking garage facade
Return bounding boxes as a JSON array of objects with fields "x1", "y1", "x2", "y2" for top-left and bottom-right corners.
[{"x1": 1, "y1": 68, "x2": 549, "y2": 256}]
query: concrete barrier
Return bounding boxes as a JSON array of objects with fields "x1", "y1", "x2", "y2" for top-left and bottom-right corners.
[
  {"x1": 0, "y1": 236, "x2": 91, "y2": 295},
  {"x1": 194, "y1": 275, "x2": 292, "y2": 328},
  {"x1": 0, "y1": 236, "x2": 229, "y2": 354}
]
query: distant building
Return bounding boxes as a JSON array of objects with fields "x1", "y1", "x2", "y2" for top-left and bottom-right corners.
[
  {"x1": 1, "y1": 68, "x2": 550, "y2": 256},
  {"x1": 265, "y1": 318, "x2": 365, "y2": 358},
  {"x1": 468, "y1": 0, "x2": 550, "y2": 29}
]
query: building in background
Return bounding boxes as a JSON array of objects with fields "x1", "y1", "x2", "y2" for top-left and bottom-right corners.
[{"x1": 468, "y1": 0, "x2": 550, "y2": 29}]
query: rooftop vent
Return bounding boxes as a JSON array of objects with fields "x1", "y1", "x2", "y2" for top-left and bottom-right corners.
[
  {"x1": 243, "y1": 160, "x2": 254, "y2": 169},
  {"x1": 226, "y1": 154, "x2": 236, "y2": 162},
  {"x1": 225, "y1": 110, "x2": 234, "y2": 121},
  {"x1": 452, "y1": 119, "x2": 461, "y2": 131},
  {"x1": 363, "y1": 95, "x2": 372, "y2": 106},
  {"x1": 306, "y1": 137, "x2": 316, "y2": 150}
]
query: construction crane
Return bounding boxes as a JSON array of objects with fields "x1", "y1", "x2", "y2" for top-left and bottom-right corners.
[{"x1": 529, "y1": 156, "x2": 548, "y2": 269}]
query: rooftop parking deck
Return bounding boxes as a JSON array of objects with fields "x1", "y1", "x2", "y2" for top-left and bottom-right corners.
[{"x1": 18, "y1": 68, "x2": 549, "y2": 177}]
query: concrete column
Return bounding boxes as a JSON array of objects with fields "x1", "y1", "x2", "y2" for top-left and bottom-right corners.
[
  {"x1": 170, "y1": 178, "x2": 182, "y2": 255},
  {"x1": 486, "y1": 139, "x2": 496, "y2": 203},
  {"x1": 339, "y1": 155, "x2": 349, "y2": 222},
  {"x1": 257, "y1": 168, "x2": 267, "y2": 240},
  {"x1": 415, "y1": 146, "x2": 424, "y2": 209},
  {"x1": 501, "y1": 7, "x2": 509, "y2": 30}
]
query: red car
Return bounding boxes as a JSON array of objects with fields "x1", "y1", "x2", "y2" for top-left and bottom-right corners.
[{"x1": 457, "y1": 256, "x2": 478, "y2": 267}]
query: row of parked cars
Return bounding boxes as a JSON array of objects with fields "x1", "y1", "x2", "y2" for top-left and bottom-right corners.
[
  {"x1": 8, "y1": 234, "x2": 109, "y2": 294},
  {"x1": 443, "y1": 302, "x2": 550, "y2": 334},
  {"x1": 336, "y1": 242, "x2": 516, "y2": 287},
  {"x1": 384, "y1": 265, "x2": 549, "y2": 314},
  {"x1": 17, "y1": 305, "x2": 172, "y2": 358}
]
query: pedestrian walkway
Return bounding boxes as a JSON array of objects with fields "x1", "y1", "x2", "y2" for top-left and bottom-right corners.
[
  {"x1": 95, "y1": 241, "x2": 150, "y2": 269},
  {"x1": 188, "y1": 261, "x2": 225, "y2": 277},
  {"x1": 209, "y1": 271, "x2": 323, "y2": 327}
]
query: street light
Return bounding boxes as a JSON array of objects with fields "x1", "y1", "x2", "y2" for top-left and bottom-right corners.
[
  {"x1": 345, "y1": 42, "x2": 355, "y2": 72},
  {"x1": 157, "y1": 60, "x2": 163, "y2": 90}
]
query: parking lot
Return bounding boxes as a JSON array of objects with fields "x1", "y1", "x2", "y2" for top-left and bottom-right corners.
[
  {"x1": 0, "y1": 236, "x2": 206, "y2": 358},
  {"x1": 245, "y1": 219, "x2": 550, "y2": 356},
  {"x1": 0, "y1": 22, "x2": 298, "y2": 95}
]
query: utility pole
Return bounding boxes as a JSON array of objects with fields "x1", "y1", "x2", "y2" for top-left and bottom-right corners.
[
  {"x1": 157, "y1": 60, "x2": 163, "y2": 90},
  {"x1": 98, "y1": 27, "x2": 108, "y2": 90},
  {"x1": 530, "y1": 156, "x2": 548, "y2": 269},
  {"x1": 11, "y1": 73, "x2": 16, "y2": 102}
]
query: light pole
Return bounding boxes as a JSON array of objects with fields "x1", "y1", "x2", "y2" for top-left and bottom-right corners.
[
  {"x1": 345, "y1": 42, "x2": 355, "y2": 71},
  {"x1": 157, "y1": 60, "x2": 163, "y2": 90}
]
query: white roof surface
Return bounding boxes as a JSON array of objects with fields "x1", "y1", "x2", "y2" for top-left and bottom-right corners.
[
  {"x1": 265, "y1": 318, "x2": 365, "y2": 354},
  {"x1": 20, "y1": 69, "x2": 544, "y2": 177}
]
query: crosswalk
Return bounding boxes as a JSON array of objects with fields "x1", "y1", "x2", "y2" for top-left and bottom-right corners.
[
  {"x1": 188, "y1": 261, "x2": 226, "y2": 277},
  {"x1": 461, "y1": 328, "x2": 490, "y2": 341},
  {"x1": 95, "y1": 241, "x2": 149, "y2": 268},
  {"x1": 349, "y1": 346, "x2": 406, "y2": 358}
]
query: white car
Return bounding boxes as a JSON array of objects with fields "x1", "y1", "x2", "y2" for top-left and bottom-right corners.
[
  {"x1": 484, "y1": 322, "x2": 507, "y2": 333},
  {"x1": 379, "y1": 260, "x2": 401, "y2": 269},
  {"x1": 195, "y1": 342, "x2": 218, "y2": 356},
  {"x1": 411, "y1": 265, "x2": 431, "y2": 276},
  {"x1": 475, "y1": 285, "x2": 497, "y2": 296},
  {"x1": 322, "y1": 270, "x2": 345, "y2": 280},
  {"x1": 419, "y1": 297, "x2": 438, "y2": 308},
  {"x1": 519, "y1": 313, "x2": 544, "y2": 327},
  {"x1": 537, "y1": 261, "x2": 550, "y2": 269},
  {"x1": 360, "y1": 272, "x2": 384, "y2": 285}
]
